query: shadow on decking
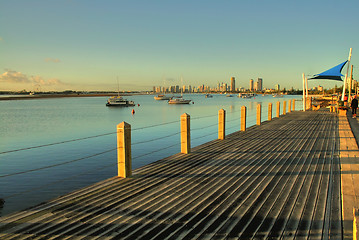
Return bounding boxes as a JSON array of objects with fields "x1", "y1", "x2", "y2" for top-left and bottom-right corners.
[{"x1": 1, "y1": 204, "x2": 343, "y2": 239}]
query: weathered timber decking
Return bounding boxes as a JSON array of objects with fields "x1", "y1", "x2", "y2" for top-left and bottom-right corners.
[
  {"x1": 0, "y1": 110, "x2": 343, "y2": 239},
  {"x1": 339, "y1": 112, "x2": 359, "y2": 239}
]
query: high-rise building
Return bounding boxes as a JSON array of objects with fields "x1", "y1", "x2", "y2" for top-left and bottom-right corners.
[
  {"x1": 230, "y1": 77, "x2": 235, "y2": 92},
  {"x1": 257, "y1": 78, "x2": 263, "y2": 91},
  {"x1": 249, "y1": 79, "x2": 254, "y2": 92},
  {"x1": 275, "y1": 84, "x2": 280, "y2": 91},
  {"x1": 182, "y1": 85, "x2": 186, "y2": 93},
  {"x1": 155, "y1": 86, "x2": 161, "y2": 93}
]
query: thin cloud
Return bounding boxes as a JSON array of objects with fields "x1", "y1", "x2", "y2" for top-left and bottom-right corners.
[
  {"x1": 0, "y1": 69, "x2": 65, "y2": 86},
  {"x1": 0, "y1": 70, "x2": 30, "y2": 83},
  {"x1": 45, "y1": 58, "x2": 61, "y2": 63},
  {"x1": 31, "y1": 76, "x2": 64, "y2": 86},
  {"x1": 0, "y1": 37, "x2": 3, "y2": 41}
]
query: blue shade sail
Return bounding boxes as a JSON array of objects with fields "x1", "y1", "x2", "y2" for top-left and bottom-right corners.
[{"x1": 309, "y1": 60, "x2": 348, "y2": 81}]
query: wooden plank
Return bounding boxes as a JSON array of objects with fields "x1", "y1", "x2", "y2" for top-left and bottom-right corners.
[{"x1": 0, "y1": 110, "x2": 344, "y2": 239}]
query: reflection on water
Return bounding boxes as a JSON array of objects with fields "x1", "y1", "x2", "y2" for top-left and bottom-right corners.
[{"x1": 0, "y1": 94, "x2": 302, "y2": 216}]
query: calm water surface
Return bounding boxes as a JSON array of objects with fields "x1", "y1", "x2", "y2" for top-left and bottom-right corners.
[{"x1": 0, "y1": 94, "x2": 302, "y2": 216}]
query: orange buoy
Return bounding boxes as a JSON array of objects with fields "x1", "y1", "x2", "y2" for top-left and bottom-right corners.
[{"x1": 131, "y1": 109, "x2": 135, "y2": 114}]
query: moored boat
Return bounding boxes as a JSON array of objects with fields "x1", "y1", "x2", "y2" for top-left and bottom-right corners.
[
  {"x1": 106, "y1": 96, "x2": 135, "y2": 107},
  {"x1": 168, "y1": 77, "x2": 191, "y2": 104},
  {"x1": 154, "y1": 94, "x2": 172, "y2": 100},
  {"x1": 240, "y1": 93, "x2": 253, "y2": 99},
  {"x1": 168, "y1": 97, "x2": 191, "y2": 104}
]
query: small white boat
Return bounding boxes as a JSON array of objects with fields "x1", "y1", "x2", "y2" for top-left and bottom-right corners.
[
  {"x1": 154, "y1": 94, "x2": 172, "y2": 100},
  {"x1": 205, "y1": 94, "x2": 213, "y2": 98},
  {"x1": 168, "y1": 77, "x2": 191, "y2": 104},
  {"x1": 106, "y1": 77, "x2": 135, "y2": 107},
  {"x1": 168, "y1": 97, "x2": 191, "y2": 104},
  {"x1": 240, "y1": 93, "x2": 253, "y2": 99},
  {"x1": 106, "y1": 96, "x2": 135, "y2": 107}
]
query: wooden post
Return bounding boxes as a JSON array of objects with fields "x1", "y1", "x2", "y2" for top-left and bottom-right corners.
[
  {"x1": 354, "y1": 208, "x2": 359, "y2": 240},
  {"x1": 288, "y1": 100, "x2": 291, "y2": 113},
  {"x1": 306, "y1": 97, "x2": 312, "y2": 110},
  {"x1": 218, "y1": 109, "x2": 225, "y2": 140},
  {"x1": 292, "y1": 99, "x2": 295, "y2": 111},
  {"x1": 283, "y1": 101, "x2": 286, "y2": 115},
  {"x1": 276, "y1": 101, "x2": 280, "y2": 118},
  {"x1": 268, "y1": 103, "x2": 272, "y2": 121},
  {"x1": 181, "y1": 113, "x2": 190, "y2": 154},
  {"x1": 117, "y1": 122, "x2": 132, "y2": 178},
  {"x1": 306, "y1": 97, "x2": 308, "y2": 110},
  {"x1": 256, "y1": 104, "x2": 261, "y2": 125},
  {"x1": 241, "y1": 106, "x2": 247, "y2": 131}
]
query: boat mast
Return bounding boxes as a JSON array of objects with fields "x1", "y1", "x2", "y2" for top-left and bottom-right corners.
[
  {"x1": 305, "y1": 75, "x2": 308, "y2": 101},
  {"x1": 180, "y1": 76, "x2": 183, "y2": 97},
  {"x1": 117, "y1": 76, "x2": 120, "y2": 97}
]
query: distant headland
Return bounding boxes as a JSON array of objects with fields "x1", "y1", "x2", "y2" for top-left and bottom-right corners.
[{"x1": 0, "y1": 90, "x2": 145, "y2": 101}]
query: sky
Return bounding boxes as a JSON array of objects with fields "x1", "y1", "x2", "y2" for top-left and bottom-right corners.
[{"x1": 0, "y1": 0, "x2": 358, "y2": 92}]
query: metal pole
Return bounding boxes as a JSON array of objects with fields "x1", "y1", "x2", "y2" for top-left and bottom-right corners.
[
  {"x1": 302, "y1": 73, "x2": 306, "y2": 111},
  {"x1": 342, "y1": 48, "x2": 352, "y2": 101},
  {"x1": 349, "y1": 65, "x2": 354, "y2": 104},
  {"x1": 305, "y1": 77, "x2": 309, "y2": 98},
  {"x1": 302, "y1": 73, "x2": 305, "y2": 111}
]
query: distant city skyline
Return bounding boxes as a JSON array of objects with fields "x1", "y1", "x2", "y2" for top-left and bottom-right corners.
[
  {"x1": 152, "y1": 77, "x2": 293, "y2": 93},
  {"x1": 0, "y1": 1, "x2": 358, "y2": 92}
]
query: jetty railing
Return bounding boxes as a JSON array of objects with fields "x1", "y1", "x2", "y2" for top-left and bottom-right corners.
[
  {"x1": 117, "y1": 99, "x2": 296, "y2": 178},
  {"x1": 0, "y1": 98, "x2": 302, "y2": 216}
]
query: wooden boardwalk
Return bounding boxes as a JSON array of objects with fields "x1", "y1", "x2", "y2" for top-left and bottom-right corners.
[{"x1": 0, "y1": 110, "x2": 344, "y2": 239}]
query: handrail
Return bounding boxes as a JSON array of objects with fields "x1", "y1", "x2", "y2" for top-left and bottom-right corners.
[{"x1": 1, "y1": 100, "x2": 298, "y2": 198}]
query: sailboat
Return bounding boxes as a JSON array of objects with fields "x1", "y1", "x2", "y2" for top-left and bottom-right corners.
[
  {"x1": 168, "y1": 77, "x2": 192, "y2": 104},
  {"x1": 106, "y1": 78, "x2": 135, "y2": 107},
  {"x1": 106, "y1": 96, "x2": 135, "y2": 107}
]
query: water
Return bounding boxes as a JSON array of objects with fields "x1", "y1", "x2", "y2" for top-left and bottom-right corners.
[{"x1": 0, "y1": 93, "x2": 303, "y2": 216}]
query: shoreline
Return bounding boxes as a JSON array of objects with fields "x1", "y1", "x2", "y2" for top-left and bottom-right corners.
[
  {"x1": 0, "y1": 93, "x2": 142, "y2": 101},
  {"x1": 1, "y1": 92, "x2": 311, "y2": 101}
]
